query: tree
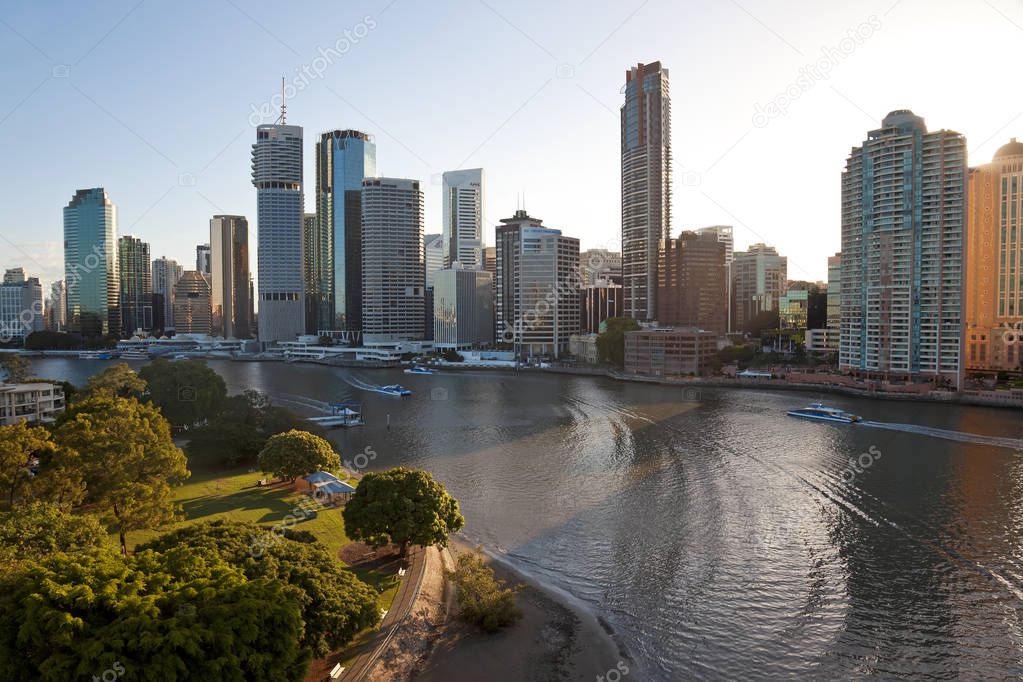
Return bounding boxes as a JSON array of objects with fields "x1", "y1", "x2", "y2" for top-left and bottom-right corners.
[
  {"x1": 343, "y1": 467, "x2": 465, "y2": 553},
  {"x1": 258, "y1": 429, "x2": 340, "y2": 482},
  {"x1": 139, "y1": 357, "x2": 227, "y2": 427},
  {"x1": 0, "y1": 547, "x2": 311, "y2": 681},
  {"x1": 139, "y1": 520, "x2": 380, "y2": 656},
  {"x1": 24, "y1": 330, "x2": 83, "y2": 351},
  {"x1": 53, "y1": 396, "x2": 190, "y2": 554},
  {"x1": 187, "y1": 390, "x2": 324, "y2": 467},
  {"x1": 0, "y1": 421, "x2": 57, "y2": 509},
  {"x1": 445, "y1": 547, "x2": 522, "y2": 633},
  {"x1": 81, "y1": 361, "x2": 147, "y2": 399},
  {"x1": 0, "y1": 354, "x2": 31, "y2": 383},
  {"x1": 0, "y1": 502, "x2": 105, "y2": 573},
  {"x1": 596, "y1": 317, "x2": 640, "y2": 367}
]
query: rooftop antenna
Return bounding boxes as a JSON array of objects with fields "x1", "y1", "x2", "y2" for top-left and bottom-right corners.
[{"x1": 275, "y1": 76, "x2": 287, "y2": 125}]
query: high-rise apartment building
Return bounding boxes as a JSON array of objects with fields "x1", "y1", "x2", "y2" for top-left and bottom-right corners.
[
  {"x1": 195, "y1": 244, "x2": 211, "y2": 281},
  {"x1": 63, "y1": 188, "x2": 118, "y2": 337},
  {"x1": 965, "y1": 138, "x2": 1023, "y2": 371},
  {"x1": 621, "y1": 61, "x2": 671, "y2": 321},
  {"x1": 117, "y1": 236, "x2": 152, "y2": 335},
  {"x1": 442, "y1": 168, "x2": 484, "y2": 269},
  {"x1": 840, "y1": 110, "x2": 966, "y2": 387},
  {"x1": 694, "y1": 225, "x2": 734, "y2": 332},
  {"x1": 210, "y1": 215, "x2": 251, "y2": 339},
  {"x1": 173, "y1": 270, "x2": 212, "y2": 335},
  {"x1": 152, "y1": 257, "x2": 182, "y2": 333},
  {"x1": 360, "y1": 178, "x2": 425, "y2": 344},
  {"x1": 495, "y1": 210, "x2": 580, "y2": 358},
  {"x1": 315, "y1": 129, "x2": 376, "y2": 332},
  {"x1": 433, "y1": 266, "x2": 494, "y2": 348},
  {"x1": 301, "y1": 212, "x2": 325, "y2": 334},
  {"x1": 252, "y1": 121, "x2": 305, "y2": 345},
  {"x1": 732, "y1": 243, "x2": 787, "y2": 331},
  {"x1": 657, "y1": 231, "x2": 727, "y2": 335}
]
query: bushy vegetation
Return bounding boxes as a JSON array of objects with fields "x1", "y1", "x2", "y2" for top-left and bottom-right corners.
[
  {"x1": 596, "y1": 317, "x2": 640, "y2": 366},
  {"x1": 445, "y1": 547, "x2": 522, "y2": 633}
]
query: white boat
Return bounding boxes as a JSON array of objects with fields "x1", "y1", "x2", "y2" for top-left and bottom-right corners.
[
  {"x1": 786, "y1": 403, "x2": 862, "y2": 424},
  {"x1": 119, "y1": 350, "x2": 149, "y2": 360},
  {"x1": 78, "y1": 351, "x2": 113, "y2": 360},
  {"x1": 379, "y1": 384, "x2": 412, "y2": 396},
  {"x1": 404, "y1": 365, "x2": 435, "y2": 375}
]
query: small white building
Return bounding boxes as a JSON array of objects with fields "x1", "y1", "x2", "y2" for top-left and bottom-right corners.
[{"x1": 0, "y1": 382, "x2": 65, "y2": 426}]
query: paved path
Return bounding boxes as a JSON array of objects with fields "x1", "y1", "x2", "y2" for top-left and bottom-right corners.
[{"x1": 341, "y1": 546, "x2": 427, "y2": 681}]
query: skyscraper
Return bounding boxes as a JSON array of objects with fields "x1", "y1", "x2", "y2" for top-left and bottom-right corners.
[
  {"x1": 657, "y1": 230, "x2": 727, "y2": 335},
  {"x1": 152, "y1": 257, "x2": 182, "y2": 333},
  {"x1": 442, "y1": 168, "x2": 484, "y2": 269},
  {"x1": 47, "y1": 281, "x2": 66, "y2": 332},
  {"x1": 360, "y1": 177, "x2": 425, "y2": 344},
  {"x1": 63, "y1": 188, "x2": 118, "y2": 337},
  {"x1": 316, "y1": 129, "x2": 376, "y2": 332},
  {"x1": 841, "y1": 110, "x2": 966, "y2": 387},
  {"x1": 0, "y1": 272, "x2": 43, "y2": 342},
  {"x1": 965, "y1": 138, "x2": 1023, "y2": 370},
  {"x1": 495, "y1": 210, "x2": 580, "y2": 359},
  {"x1": 732, "y1": 243, "x2": 787, "y2": 331},
  {"x1": 117, "y1": 236, "x2": 152, "y2": 335},
  {"x1": 210, "y1": 215, "x2": 251, "y2": 339},
  {"x1": 579, "y1": 248, "x2": 623, "y2": 286},
  {"x1": 621, "y1": 61, "x2": 671, "y2": 321},
  {"x1": 195, "y1": 244, "x2": 211, "y2": 281},
  {"x1": 694, "y1": 225, "x2": 734, "y2": 332},
  {"x1": 252, "y1": 120, "x2": 305, "y2": 345},
  {"x1": 433, "y1": 266, "x2": 494, "y2": 348},
  {"x1": 301, "y1": 212, "x2": 323, "y2": 334},
  {"x1": 424, "y1": 233, "x2": 445, "y2": 288},
  {"x1": 173, "y1": 270, "x2": 212, "y2": 335}
]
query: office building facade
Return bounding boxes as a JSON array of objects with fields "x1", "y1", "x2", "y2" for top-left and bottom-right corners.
[
  {"x1": 63, "y1": 188, "x2": 118, "y2": 337},
  {"x1": 172, "y1": 270, "x2": 212, "y2": 335},
  {"x1": 657, "y1": 231, "x2": 727, "y2": 335},
  {"x1": 442, "y1": 168, "x2": 484, "y2": 269},
  {"x1": 117, "y1": 236, "x2": 152, "y2": 335},
  {"x1": 433, "y1": 267, "x2": 494, "y2": 347},
  {"x1": 732, "y1": 243, "x2": 787, "y2": 331},
  {"x1": 210, "y1": 215, "x2": 251, "y2": 339}
]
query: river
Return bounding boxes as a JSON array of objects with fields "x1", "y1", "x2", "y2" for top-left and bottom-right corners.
[{"x1": 30, "y1": 357, "x2": 1023, "y2": 679}]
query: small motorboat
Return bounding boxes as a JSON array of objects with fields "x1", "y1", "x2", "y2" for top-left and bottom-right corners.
[
  {"x1": 404, "y1": 365, "x2": 435, "y2": 375},
  {"x1": 379, "y1": 384, "x2": 412, "y2": 396},
  {"x1": 786, "y1": 403, "x2": 862, "y2": 424}
]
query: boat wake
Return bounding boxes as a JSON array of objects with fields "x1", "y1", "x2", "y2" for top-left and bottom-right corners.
[
  {"x1": 860, "y1": 421, "x2": 1023, "y2": 451},
  {"x1": 342, "y1": 373, "x2": 410, "y2": 396}
]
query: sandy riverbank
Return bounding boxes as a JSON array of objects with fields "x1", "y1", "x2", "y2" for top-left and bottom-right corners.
[{"x1": 367, "y1": 535, "x2": 630, "y2": 682}]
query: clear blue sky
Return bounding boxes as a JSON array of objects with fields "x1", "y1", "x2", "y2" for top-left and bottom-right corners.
[{"x1": 2, "y1": 0, "x2": 1022, "y2": 288}]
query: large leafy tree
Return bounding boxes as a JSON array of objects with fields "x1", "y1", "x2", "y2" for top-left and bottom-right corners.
[
  {"x1": 595, "y1": 317, "x2": 640, "y2": 367},
  {"x1": 0, "y1": 547, "x2": 310, "y2": 682},
  {"x1": 53, "y1": 396, "x2": 190, "y2": 554},
  {"x1": 258, "y1": 429, "x2": 340, "y2": 482},
  {"x1": 139, "y1": 357, "x2": 227, "y2": 427},
  {"x1": 0, "y1": 354, "x2": 31, "y2": 383},
  {"x1": 343, "y1": 467, "x2": 465, "y2": 553},
  {"x1": 0, "y1": 502, "x2": 105, "y2": 574},
  {"x1": 0, "y1": 421, "x2": 57, "y2": 509},
  {"x1": 81, "y1": 361, "x2": 147, "y2": 400},
  {"x1": 140, "y1": 520, "x2": 380, "y2": 656},
  {"x1": 188, "y1": 390, "x2": 324, "y2": 467}
]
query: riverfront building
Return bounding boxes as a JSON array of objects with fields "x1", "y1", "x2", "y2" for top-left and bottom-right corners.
[
  {"x1": 657, "y1": 230, "x2": 727, "y2": 335},
  {"x1": 252, "y1": 121, "x2": 305, "y2": 346},
  {"x1": 315, "y1": 129, "x2": 377, "y2": 332},
  {"x1": 495, "y1": 210, "x2": 580, "y2": 359},
  {"x1": 433, "y1": 266, "x2": 494, "y2": 348},
  {"x1": 732, "y1": 243, "x2": 787, "y2": 332},
  {"x1": 624, "y1": 327, "x2": 718, "y2": 376},
  {"x1": 117, "y1": 236, "x2": 152, "y2": 335},
  {"x1": 360, "y1": 177, "x2": 425, "y2": 344},
  {"x1": 621, "y1": 61, "x2": 671, "y2": 321},
  {"x1": 63, "y1": 188, "x2": 119, "y2": 337},
  {"x1": 210, "y1": 215, "x2": 251, "y2": 339},
  {"x1": 442, "y1": 168, "x2": 485, "y2": 269},
  {"x1": 840, "y1": 110, "x2": 966, "y2": 387},
  {"x1": 965, "y1": 138, "x2": 1023, "y2": 372}
]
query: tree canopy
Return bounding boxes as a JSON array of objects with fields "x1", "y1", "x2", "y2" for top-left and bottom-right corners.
[
  {"x1": 445, "y1": 547, "x2": 522, "y2": 633},
  {"x1": 53, "y1": 395, "x2": 190, "y2": 554},
  {"x1": 0, "y1": 354, "x2": 31, "y2": 383},
  {"x1": 188, "y1": 390, "x2": 323, "y2": 467},
  {"x1": 342, "y1": 467, "x2": 465, "y2": 552},
  {"x1": 81, "y1": 361, "x2": 147, "y2": 400},
  {"x1": 138, "y1": 357, "x2": 227, "y2": 427},
  {"x1": 0, "y1": 502, "x2": 105, "y2": 573},
  {"x1": 258, "y1": 429, "x2": 340, "y2": 482},
  {"x1": 139, "y1": 520, "x2": 379, "y2": 656},
  {"x1": 0, "y1": 420, "x2": 57, "y2": 509},
  {"x1": 596, "y1": 317, "x2": 641, "y2": 366},
  {"x1": 0, "y1": 546, "x2": 310, "y2": 682}
]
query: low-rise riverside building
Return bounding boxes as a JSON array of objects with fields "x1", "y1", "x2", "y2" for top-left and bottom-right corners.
[
  {"x1": 624, "y1": 327, "x2": 719, "y2": 377},
  {"x1": 0, "y1": 381, "x2": 65, "y2": 425}
]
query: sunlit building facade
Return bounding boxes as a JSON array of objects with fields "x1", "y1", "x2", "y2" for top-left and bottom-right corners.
[{"x1": 63, "y1": 188, "x2": 118, "y2": 337}]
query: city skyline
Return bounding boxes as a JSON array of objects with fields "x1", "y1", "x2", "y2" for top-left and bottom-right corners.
[{"x1": 4, "y1": 1, "x2": 1023, "y2": 290}]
